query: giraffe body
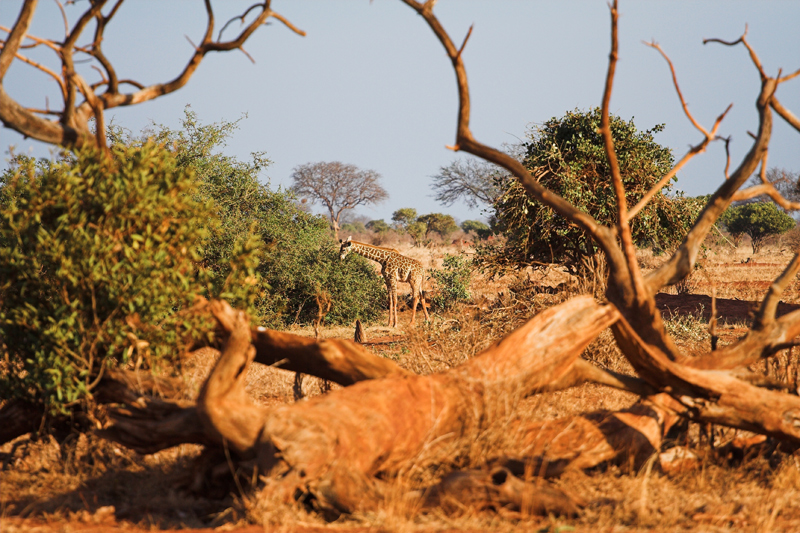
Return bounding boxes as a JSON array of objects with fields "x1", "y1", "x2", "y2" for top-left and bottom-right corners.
[{"x1": 339, "y1": 237, "x2": 430, "y2": 327}]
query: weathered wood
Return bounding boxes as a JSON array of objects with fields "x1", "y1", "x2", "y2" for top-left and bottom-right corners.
[{"x1": 251, "y1": 327, "x2": 408, "y2": 385}]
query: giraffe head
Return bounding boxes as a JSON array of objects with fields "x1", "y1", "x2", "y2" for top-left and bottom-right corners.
[{"x1": 339, "y1": 236, "x2": 354, "y2": 260}]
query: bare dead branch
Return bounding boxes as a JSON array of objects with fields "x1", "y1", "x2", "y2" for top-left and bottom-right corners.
[
  {"x1": 54, "y1": 0, "x2": 69, "y2": 39},
  {"x1": 1, "y1": 1, "x2": 304, "y2": 151},
  {"x1": 399, "y1": 0, "x2": 622, "y2": 273},
  {"x1": 0, "y1": 1, "x2": 37, "y2": 80},
  {"x1": 630, "y1": 40, "x2": 733, "y2": 218},
  {"x1": 704, "y1": 26, "x2": 767, "y2": 81},
  {"x1": 778, "y1": 67, "x2": 800, "y2": 83},
  {"x1": 772, "y1": 97, "x2": 800, "y2": 132},
  {"x1": 645, "y1": 75, "x2": 776, "y2": 291},
  {"x1": 456, "y1": 24, "x2": 473, "y2": 59},
  {"x1": 270, "y1": 11, "x2": 307, "y2": 37},
  {"x1": 732, "y1": 182, "x2": 800, "y2": 211}
]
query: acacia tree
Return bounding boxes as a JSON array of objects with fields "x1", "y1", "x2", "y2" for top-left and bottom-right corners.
[
  {"x1": 290, "y1": 161, "x2": 388, "y2": 240},
  {"x1": 0, "y1": 1, "x2": 305, "y2": 154}
]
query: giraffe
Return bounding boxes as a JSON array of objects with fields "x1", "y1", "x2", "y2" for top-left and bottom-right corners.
[{"x1": 339, "y1": 237, "x2": 430, "y2": 327}]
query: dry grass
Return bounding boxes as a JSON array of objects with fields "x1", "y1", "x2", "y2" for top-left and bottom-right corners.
[{"x1": 5, "y1": 242, "x2": 800, "y2": 532}]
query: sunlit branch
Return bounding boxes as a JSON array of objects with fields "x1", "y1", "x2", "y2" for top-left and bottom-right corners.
[
  {"x1": 54, "y1": 0, "x2": 68, "y2": 39},
  {"x1": 731, "y1": 183, "x2": 800, "y2": 211},
  {"x1": 778, "y1": 67, "x2": 800, "y2": 83},
  {"x1": 0, "y1": 2, "x2": 38, "y2": 80},
  {"x1": 772, "y1": 97, "x2": 800, "y2": 133},
  {"x1": 597, "y1": 0, "x2": 644, "y2": 300},
  {"x1": 270, "y1": 11, "x2": 307, "y2": 37},
  {"x1": 0, "y1": 25, "x2": 62, "y2": 54},
  {"x1": 399, "y1": 0, "x2": 620, "y2": 267},
  {"x1": 630, "y1": 42, "x2": 734, "y2": 219},
  {"x1": 704, "y1": 26, "x2": 767, "y2": 81}
]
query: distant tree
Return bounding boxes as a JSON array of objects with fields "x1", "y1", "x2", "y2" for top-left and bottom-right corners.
[
  {"x1": 290, "y1": 162, "x2": 388, "y2": 240},
  {"x1": 340, "y1": 221, "x2": 367, "y2": 235},
  {"x1": 391, "y1": 208, "x2": 418, "y2": 230},
  {"x1": 418, "y1": 213, "x2": 459, "y2": 239},
  {"x1": 391, "y1": 208, "x2": 426, "y2": 246},
  {"x1": 721, "y1": 202, "x2": 796, "y2": 254},
  {"x1": 407, "y1": 222, "x2": 428, "y2": 246},
  {"x1": 461, "y1": 219, "x2": 491, "y2": 239},
  {"x1": 431, "y1": 157, "x2": 507, "y2": 209},
  {"x1": 365, "y1": 219, "x2": 391, "y2": 233}
]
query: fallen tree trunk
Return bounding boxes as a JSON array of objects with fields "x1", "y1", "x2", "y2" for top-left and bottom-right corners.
[{"x1": 104, "y1": 297, "x2": 619, "y2": 514}]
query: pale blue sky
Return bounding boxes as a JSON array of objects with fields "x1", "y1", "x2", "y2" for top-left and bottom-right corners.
[{"x1": 2, "y1": 1, "x2": 799, "y2": 224}]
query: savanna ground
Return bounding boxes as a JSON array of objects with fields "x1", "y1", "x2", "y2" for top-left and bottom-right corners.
[{"x1": 4, "y1": 239, "x2": 800, "y2": 533}]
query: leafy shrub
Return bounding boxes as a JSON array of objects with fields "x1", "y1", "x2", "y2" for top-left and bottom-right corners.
[
  {"x1": 0, "y1": 143, "x2": 253, "y2": 414},
  {"x1": 150, "y1": 108, "x2": 386, "y2": 326},
  {"x1": 431, "y1": 254, "x2": 472, "y2": 310},
  {"x1": 483, "y1": 108, "x2": 701, "y2": 274}
]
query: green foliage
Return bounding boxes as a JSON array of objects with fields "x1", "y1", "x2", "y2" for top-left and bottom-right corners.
[
  {"x1": 392, "y1": 208, "x2": 427, "y2": 245},
  {"x1": 0, "y1": 143, "x2": 227, "y2": 414},
  {"x1": 486, "y1": 108, "x2": 698, "y2": 272},
  {"x1": 365, "y1": 219, "x2": 391, "y2": 233},
  {"x1": 341, "y1": 220, "x2": 366, "y2": 234},
  {"x1": 418, "y1": 213, "x2": 459, "y2": 239},
  {"x1": 461, "y1": 219, "x2": 491, "y2": 238},
  {"x1": 431, "y1": 254, "x2": 472, "y2": 310},
  {"x1": 721, "y1": 201, "x2": 796, "y2": 253},
  {"x1": 406, "y1": 221, "x2": 427, "y2": 246},
  {"x1": 150, "y1": 108, "x2": 385, "y2": 326},
  {"x1": 391, "y1": 208, "x2": 418, "y2": 229}
]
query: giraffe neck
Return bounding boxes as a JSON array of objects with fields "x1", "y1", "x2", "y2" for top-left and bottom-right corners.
[{"x1": 351, "y1": 241, "x2": 394, "y2": 266}]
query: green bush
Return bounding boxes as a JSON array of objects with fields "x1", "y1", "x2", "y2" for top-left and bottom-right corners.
[
  {"x1": 484, "y1": 108, "x2": 700, "y2": 273},
  {"x1": 150, "y1": 109, "x2": 386, "y2": 326},
  {"x1": 0, "y1": 143, "x2": 252, "y2": 414},
  {"x1": 431, "y1": 254, "x2": 472, "y2": 310}
]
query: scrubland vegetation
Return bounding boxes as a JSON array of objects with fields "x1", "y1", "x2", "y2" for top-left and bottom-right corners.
[{"x1": 3, "y1": 1, "x2": 800, "y2": 532}]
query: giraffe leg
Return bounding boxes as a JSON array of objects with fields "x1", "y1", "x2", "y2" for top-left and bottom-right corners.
[
  {"x1": 409, "y1": 280, "x2": 420, "y2": 325},
  {"x1": 411, "y1": 276, "x2": 430, "y2": 323},
  {"x1": 389, "y1": 279, "x2": 399, "y2": 328},
  {"x1": 385, "y1": 281, "x2": 394, "y2": 327}
]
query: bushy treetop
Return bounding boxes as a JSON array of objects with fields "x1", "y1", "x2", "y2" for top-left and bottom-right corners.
[{"x1": 486, "y1": 108, "x2": 701, "y2": 271}]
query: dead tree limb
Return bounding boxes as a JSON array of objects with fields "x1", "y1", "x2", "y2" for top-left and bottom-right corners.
[
  {"x1": 0, "y1": 1, "x2": 304, "y2": 151},
  {"x1": 101, "y1": 297, "x2": 618, "y2": 514}
]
